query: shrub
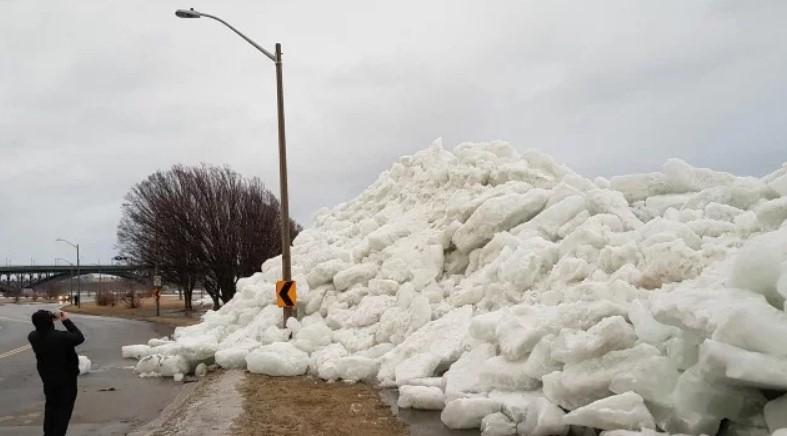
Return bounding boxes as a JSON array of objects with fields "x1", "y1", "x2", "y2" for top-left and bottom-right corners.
[{"x1": 96, "y1": 290, "x2": 117, "y2": 306}]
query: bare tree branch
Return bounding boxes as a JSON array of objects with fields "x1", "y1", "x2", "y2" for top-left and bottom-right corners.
[{"x1": 117, "y1": 164, "x2": 299, "y2": 310}]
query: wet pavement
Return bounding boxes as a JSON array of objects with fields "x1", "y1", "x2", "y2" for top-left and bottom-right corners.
[
  {"x1": 379, "y1": 388, "x2": 480, "y2": 436},
  {"x1": 0, "y1": 303, "x2": 184, "y2": 436}
]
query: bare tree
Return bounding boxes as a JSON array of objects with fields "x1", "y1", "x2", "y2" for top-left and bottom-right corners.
[{"x1": 117, "y1": 164, "x2": 299, "y2": 310}]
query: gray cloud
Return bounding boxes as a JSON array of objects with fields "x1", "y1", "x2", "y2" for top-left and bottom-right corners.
[{"x1": 1, "y1": 0, "x2": 786, "y2": 265}]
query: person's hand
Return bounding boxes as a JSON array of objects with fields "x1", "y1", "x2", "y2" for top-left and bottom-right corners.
[{"x1": 59, "y1": 311, "x2": 69, "y2": 321}]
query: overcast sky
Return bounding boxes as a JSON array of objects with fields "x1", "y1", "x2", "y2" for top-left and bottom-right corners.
[{"x1": 1, "y1": 0, "x2": 786, "y2": 266}]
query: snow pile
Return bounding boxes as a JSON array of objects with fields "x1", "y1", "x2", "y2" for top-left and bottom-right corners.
[{"x1": 122, "y1": 140, "x2": 787, "y2": 434}]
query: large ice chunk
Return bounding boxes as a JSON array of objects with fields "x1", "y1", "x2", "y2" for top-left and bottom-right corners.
[
  {"x1": 488, "y1": 390, "x2": 542, "y2": 423},
  {"x1": 519, "y1": 195, "x2": 588, "y2": 240},
  {"x1": 307, "y1": 259, "x2": 349, "y2": 288},
  {"x1": 261, "y1": 325, "x2": 290, "y2": 345},
  {"x1": 649, "y1": 288, "x2": 768, "y2": 337},
  {"x1": 609, "y1": 356, "x2": 680, "y2": 406},
  {"x1": 672, "y1": 365, "x2": 765, "y2": 421},
  {"x1": 444, "y1": 343, "x2": 497, "y2": 402},
  {"x1": 644, "y1": 194, "x2": 691, "y2": 217},
  {"x1": 729, "y1": 233, "x2": 785, "y2": 305},
  {"x1": 378, "y1": 306, "x2": 473, "y2": 386},
  {"x1": 470, "y1": 310, "x2": 506, "y2": 343},
  {"x1": 768, "y1": 173, "x2": 787, "y2": 196},
  {"x1": 497, "y1": 313, "x2": 549, "y2": 361},
  {"x1": 453, "y1": 189, "x2": 548, "y2": 252},
  {"x1": 78, "y1": 355, "x2": 91, "y2": 375},
  {"x1": 496, "y1": 301, "x2": 627, "y2": 362},
  {"x1": 479, "y1": 355, "x2": 540, "y2": 391},
  {"x1": 215, "y1": 342, "x2": 259, "y2": 369},
  {"x1": 395, "y1": 352, "x2": 442, "y2": 386},
  {"x1": 563, "y1": 392, "x2": 656, "y2": 431},
  {"x1": 698, "y1": 339, "x2": 787, "y2": 390},
  {"x1": 134, "y1": 354, "x2": 190, "y2": 377},
  {"x1": 333, "y1": 356, "x2": 379, "y2": 383},
  {"x1": 649, "y1": 404, "x2": 721, "y2": 436},
  {"x1": 345, "y1": 295, "x2": 396, "y2": 328},
  {"x1": 397, "y1": 385, "x2": 445, "y2": 410},
  {"x1": 517, "y1": 397, "x2": 568, "y2": 436},
  {"x1": 542, "y1": 343, "x2": 662, "y2": 409},
  {"x1": 713, "y1": 304, "x2": 787, "y2": 357},
  {"x1": 662, "y1": 158, "x2": 735, "y2": 193},
  {"x1": 246, "y1": 342, "x2": 309, "y2": 376},
  {"x1": 550, "y1": 316, "x2": 636, "y2": 364},
  {"x1": 292, "y1": 321, "x2": 333, "y2": 353},
  {"x1": 664, "y1": 332, "x2": 701, "y2": 370},
  {"x1": 610, "y1": 172, "x2": 670, "y2": 203},
  {"x1": 367, "y1": 222, "x2": 411, "y2": 251},
  {"x1": 480, "y1": 412, "x2": 517, "y2": 436},
  {"x1": 310, "y1": 343, "x2": 348, "y2": 380},
  {"x1": 523, "y1": 334, "x2": 562, "y2": 380},
  {"x1": 755, "y1": 197, "x2": 787, "y2": 230},
  {"x1": 496, "y1": 239, "x2": 559, "y2": 290},
  {"x1": 122, "y1": 344, "x2": 151, "y2": 360},
  {"x1": 441, "y1": 398, "x2": 501, "y2": 430},
  {"x1": 627, "y1": 300, "x2": 679, "y2": 344},
  {"x1": 640, "y1": 238, "x2": 702, "y2": 285},
  {"x1": 333, "y1": 263, "x2": 378, "y2": 291}
]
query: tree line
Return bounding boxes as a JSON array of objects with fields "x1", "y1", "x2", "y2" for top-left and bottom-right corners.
[{"x1": 117, "y1": 164, "x2": 299, "y2": 310}]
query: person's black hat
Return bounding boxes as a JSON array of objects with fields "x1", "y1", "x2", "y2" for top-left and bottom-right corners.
[{"x1": 31, "y1": 310, "x2": 55, "y2": 332}]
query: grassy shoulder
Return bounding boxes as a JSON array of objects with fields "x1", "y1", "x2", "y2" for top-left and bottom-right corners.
[
  {"x1": 234, "y1": 374, "x2": 408, "y2": 436},
  {"x1": 64, "y1": 295, "x2": 206, "y2": 327}
]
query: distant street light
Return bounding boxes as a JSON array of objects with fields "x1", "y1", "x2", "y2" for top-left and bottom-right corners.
[
  {"x1": 175, "y1": 8, "x2": 294, "y2": 324},
  {"x1": 56, "y1": 238, "x2": 81, "y2": 307},
  {"x1": 55, "y1": 257, "x2": 76, "y2": 303}
]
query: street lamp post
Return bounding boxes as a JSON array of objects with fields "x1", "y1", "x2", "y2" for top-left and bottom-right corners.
[
  {"x1": 55, "y1": 257, "x2": 75, "y2": 303},
  {"x1": 56, "y1": 239, "x2": 80, "y2": 307},
  {"x1": 175, "y1": 8, "x2": 294, "y2": 325}
]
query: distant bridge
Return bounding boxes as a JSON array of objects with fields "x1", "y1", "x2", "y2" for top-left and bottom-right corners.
[{"x1": 0, "y1": 264, "x2": 151, "y2": 293}]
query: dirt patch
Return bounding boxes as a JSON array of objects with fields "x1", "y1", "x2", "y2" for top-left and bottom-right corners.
[
  {"x1": 63, "y1": 296, "x2": 206, "y2": 327},
  {"x1": 235, "y1": 374, "x2": 408, "y2": 436}
]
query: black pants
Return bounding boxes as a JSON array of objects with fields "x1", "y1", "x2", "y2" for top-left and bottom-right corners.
[{"x1": 43, "y1": 378, "x2": 77, "y2": 436}]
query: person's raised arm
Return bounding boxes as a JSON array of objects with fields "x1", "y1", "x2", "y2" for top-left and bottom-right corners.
[{"x1": 59, "y1": 312, "x2": 85, "y2": 346}]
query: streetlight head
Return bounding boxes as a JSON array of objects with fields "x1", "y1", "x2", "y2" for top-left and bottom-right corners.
[{"x1": 175, "y1": 8, "x2": 201, "y2": 18}]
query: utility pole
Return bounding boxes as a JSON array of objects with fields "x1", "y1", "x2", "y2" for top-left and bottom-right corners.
[
  {"x1": 76, "y1": 244, "x2": 81, "y2": 307},
  {"x1": 175, "y1": 8, "x2": 296, "y2": 326},
  {"x1": 275, "y1": 42, "x2": 294, "y2": 325}
]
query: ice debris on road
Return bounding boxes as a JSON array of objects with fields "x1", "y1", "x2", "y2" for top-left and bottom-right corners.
[
  {"x1": 121, "y1": 140, "x2": 787, "y2": 435},
  {"x1": 78, "y1": 355, "x2": 91, "y2": 375}
]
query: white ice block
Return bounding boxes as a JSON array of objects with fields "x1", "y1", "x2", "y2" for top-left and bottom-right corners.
[{"x1": 563, "y1": 392, "x2": 656, "y2": 431}]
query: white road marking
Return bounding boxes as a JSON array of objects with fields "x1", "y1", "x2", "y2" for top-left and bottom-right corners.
[
  {"x1": 0, "y1": 344, "x2": 31, "y2": 360},
  {"x1": 0, "y1": 315, "x2": 31, "y2": 323}
]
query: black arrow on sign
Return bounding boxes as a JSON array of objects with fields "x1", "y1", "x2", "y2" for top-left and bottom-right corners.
[{"x1": 279, "y1": 281, "x2": 294, "y2": 306}]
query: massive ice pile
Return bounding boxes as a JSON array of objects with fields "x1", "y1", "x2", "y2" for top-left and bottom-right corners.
[{"x1": 122, "y1": 140, "x2": 787, "y2": 435}]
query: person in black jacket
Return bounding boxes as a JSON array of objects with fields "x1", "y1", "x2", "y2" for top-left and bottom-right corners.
[{"x1": 28, "y1": 310, "x2": 85, "y2": 436}]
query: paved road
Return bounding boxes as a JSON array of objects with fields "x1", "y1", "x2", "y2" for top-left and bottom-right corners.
[{"x1": 0, "y1": 303, "x2": 184, "y2": 435}]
